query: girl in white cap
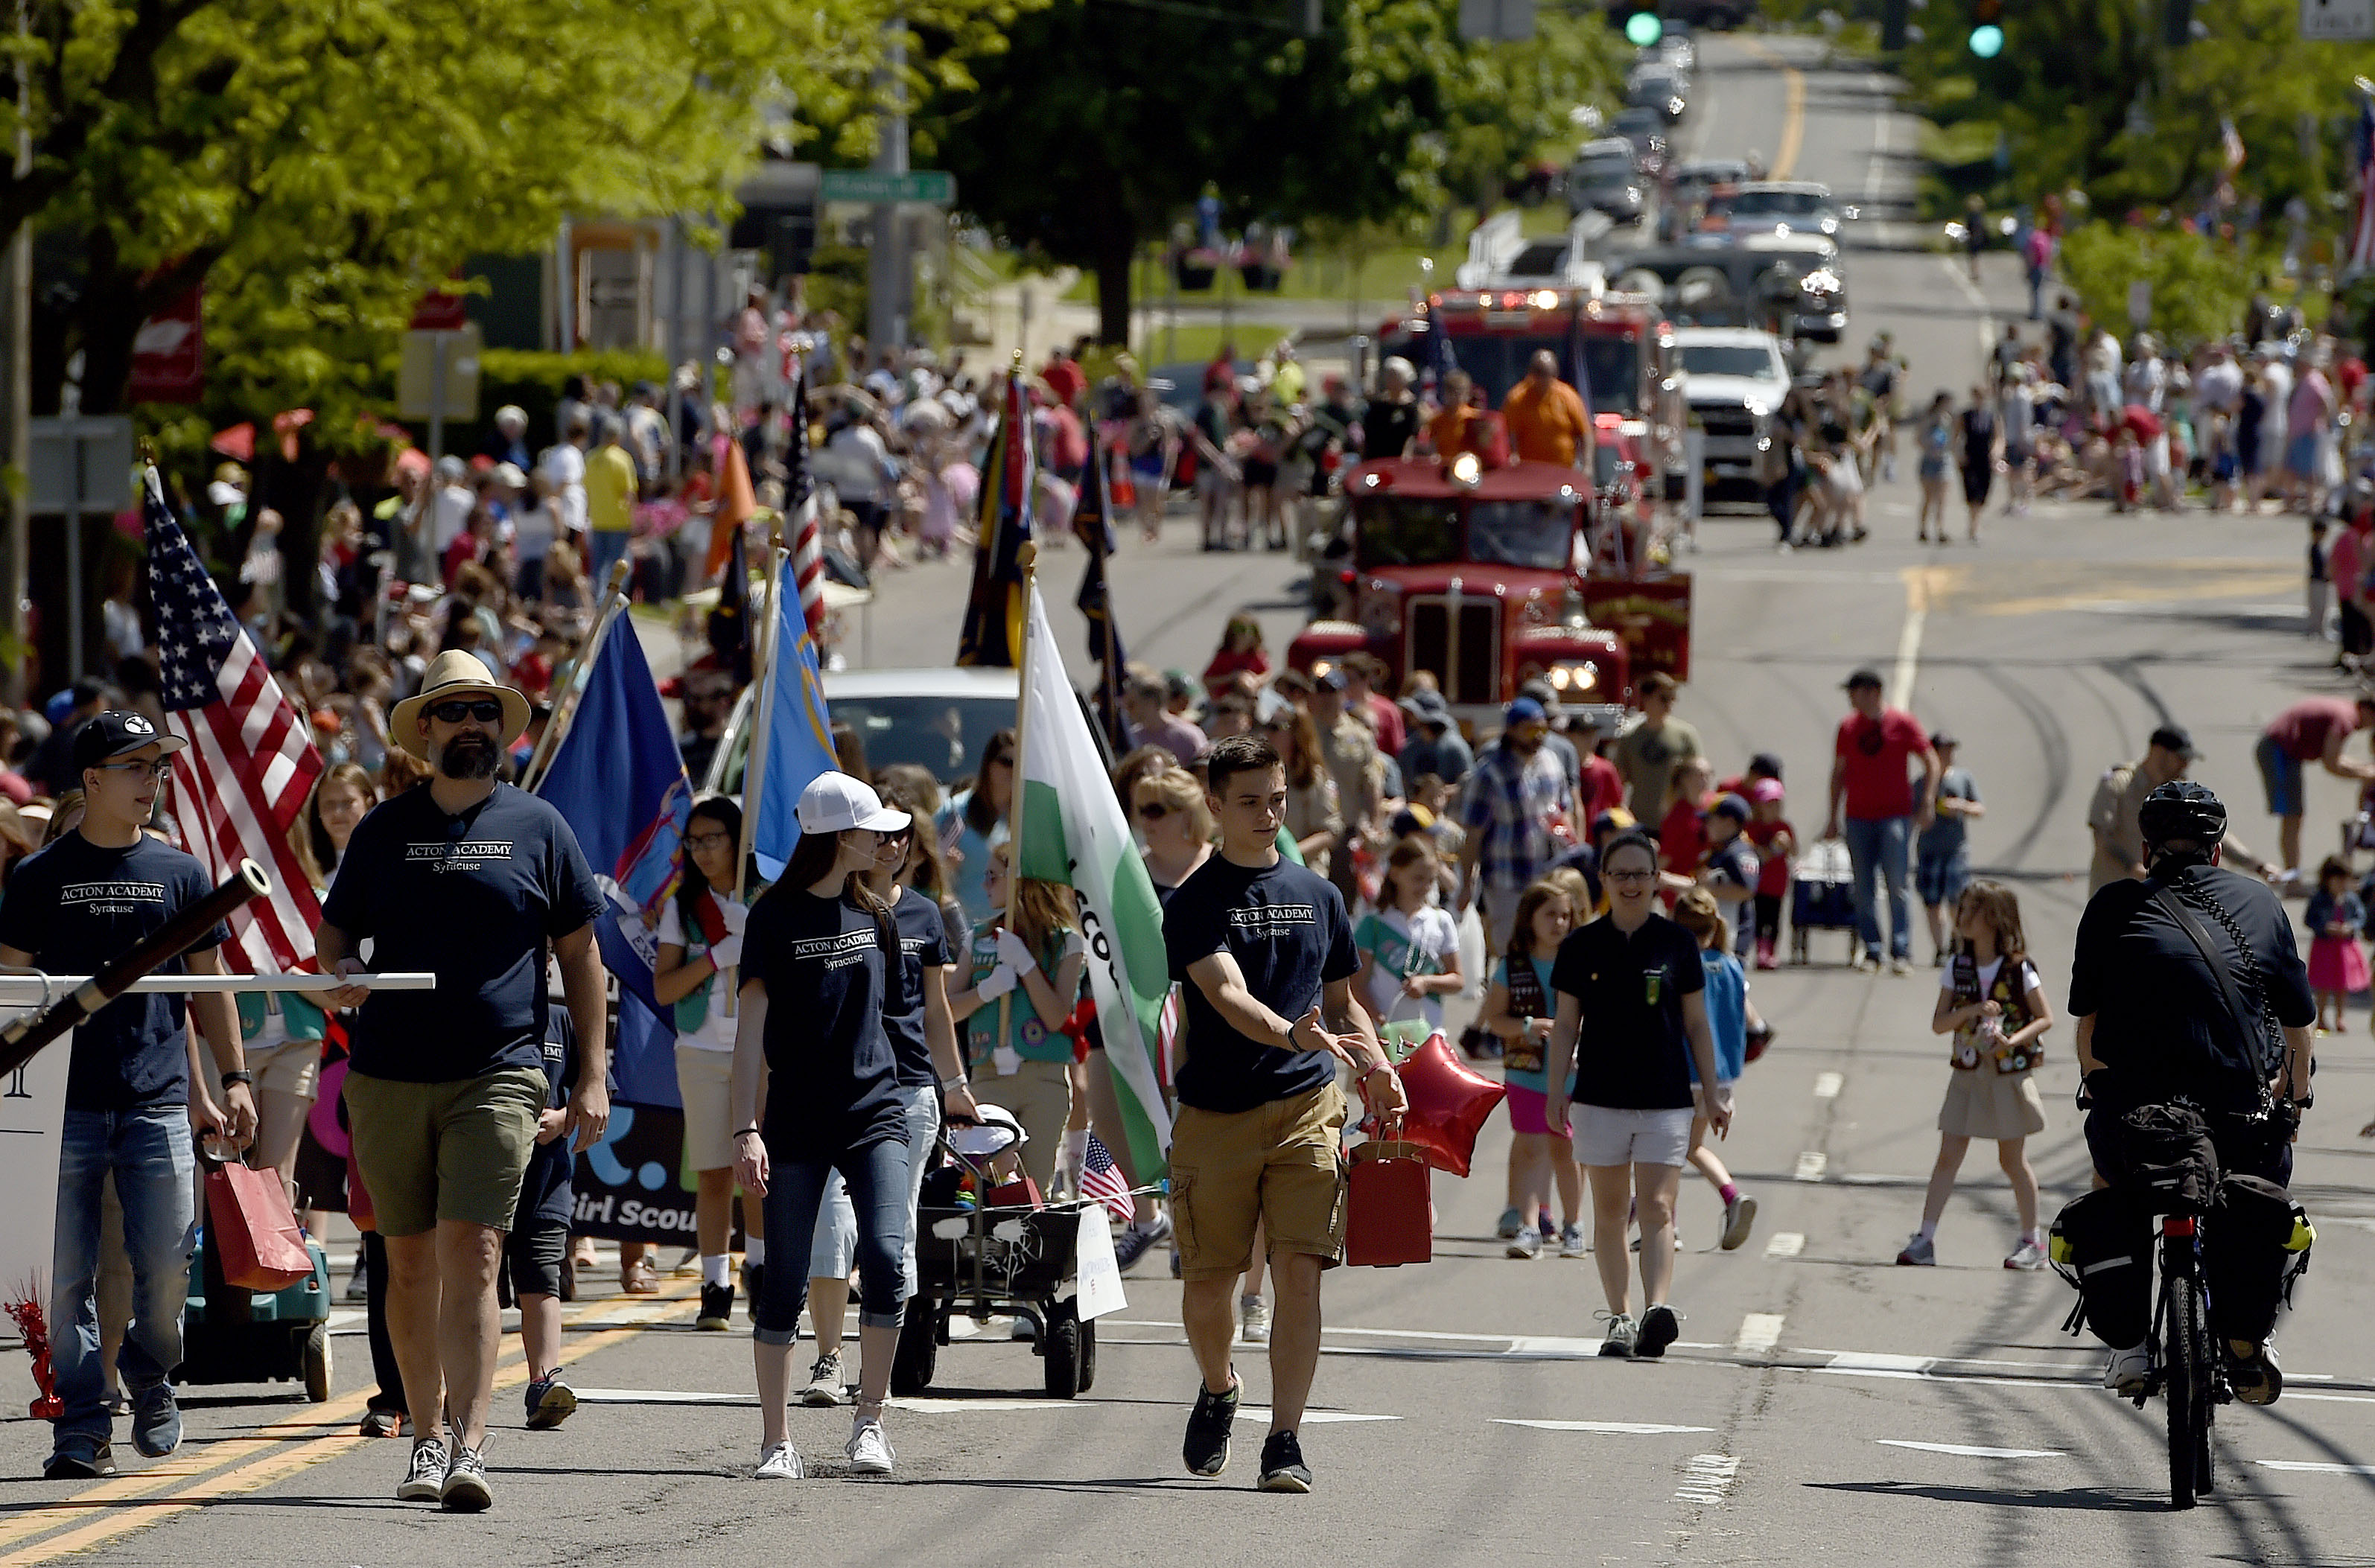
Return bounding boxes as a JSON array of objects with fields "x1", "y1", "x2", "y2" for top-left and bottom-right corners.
[{"x1": 731, "y1": 771, "x2": 915, "y2": 1480}]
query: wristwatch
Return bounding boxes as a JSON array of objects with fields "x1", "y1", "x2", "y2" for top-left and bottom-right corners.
[{"x1": 220, "y1": 1070, "x2": 254, "y2": 1089}]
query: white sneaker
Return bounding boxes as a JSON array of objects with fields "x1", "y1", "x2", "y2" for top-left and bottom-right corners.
[
  {"x1": 2004, "y1": 1239, "x2": 2047, "y2": 1271},
  {"x1": 1239, "y1": 1298, "x2": 1271, "y2": 1345},
  {"x1": 1558, "y1": 1223, "x2": 1589, "y2": 1258},
  {"x1": 845, "y1": 1419, "x2": 895, "y2": 1476},
  {"x1": 1596, "y1": 1311, "x2": 1638, "y2": 1358},
  {"x1": 1507, "y1": 1228, "x2": 1542, "y2": 1259},
  {"x1": 2104, "y1": 1342, "x2": 2152, "y2": 1395},
  {"x1": 756, "y1": 1441, "x2": 803, "y2": 1479}
]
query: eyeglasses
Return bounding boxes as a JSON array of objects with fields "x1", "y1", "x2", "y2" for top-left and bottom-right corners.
[
  {"x1": 92, "y1": 759, "x2": 172, "y2": 782},
  {"x1": 427, "y1": 699, "x2": 506, "y2": 725},
  {"x1": 1134, "y1": 801, "x2": 1171, "y2": 820},
  {"x1": 1606, "y1": 868, "x2": 1656, "y2": 884},
  {"x1": 685, "y1": 830, "x2": 734, "y2": 850}
]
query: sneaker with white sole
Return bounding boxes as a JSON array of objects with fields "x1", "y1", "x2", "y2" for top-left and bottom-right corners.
[
  {"x1": 398, "y1": 1438, "x2": 448, "y2": 1502},
  {"x1": 1895, "y1": 1232, "x2": 1936, "y2": 1266},
  {"x1": 439, "y1": 1444, "x2": 492, "y2": 1512},
  {"x1": 2003, "y1": 1239, "x2": 2047, "y2": 1271},
  {"x1": 1507, "y1": 1227, "x2": 1542, "y2": 1259},
  {"x1": 756, "y1": 1441, "x2": 803, "y2": 1479},
  {"x1": 1596, "y1": 1311, "x2": 1637, "y2": 1357},
  {"x1": 1239, "y1": 1298, "x2": 1271, "y2": 1345},
  {"x1": 2104, "y1": 1342, "x2": 2152, "y2": 1395},
  {"x1": 1720, "y1": 1193, "x2": 1759, "y2": 1252},
  {"x1": 1558, "y1": 1223, "x2": 1589, "y2": 1258},
  {"x1": 1635, "y1": 1303, "x2": 1681, "y2": 1359},
  {"x1": 845, "y1": 1418, "x2": 896, "y2": 1475},
  {"x1": 801, "y1": 1353, "x2": 844, "y2": 1406}
]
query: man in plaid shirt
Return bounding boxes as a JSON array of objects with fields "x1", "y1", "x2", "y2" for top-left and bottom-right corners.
[{"x1": 1455, "y1": 697, "x2": 1575, "y2": 957}]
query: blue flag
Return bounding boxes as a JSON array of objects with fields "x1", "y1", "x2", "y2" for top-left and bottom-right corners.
[
  {"x1": 751, "y1": 578, "x2": 839, "y2": 882},
  {"x1": 535, "y1": 612, "x2": 692, "y2": 1108}
]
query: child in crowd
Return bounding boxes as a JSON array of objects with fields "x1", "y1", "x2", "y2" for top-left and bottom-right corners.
[
  {"x1": 1897, "y1": 881, "x2": 2054, "y2": 1270},
  {"x1": 1478, "y1": 879, "x2": 1584, "y2": 1260},
  {"x1": 1657, "y1": 756, "x2": 1714, "y2": 900},
  {"x1": 1353, "y1": 836, "x2": 1465, "y2": 1045},
  {"x1": 1699, "y1": 795, "x2": 1759, "y2": 957},
  {"x1": 1673, "y1": 889, "x2": 1760, "y2": 1251},
  {"x1": 2309, "y1": 517, "x2": 2332, "y2": 643},
  {"x1": 2305, "y1": 855, "x2": 2368, "y2": 1034},
  {"x1": 1917, "y1": 733, "x2": 1984, "y2": 966},
  {"x1": 1742, "y1": 780, "x2": 1795, "y2": 970}
]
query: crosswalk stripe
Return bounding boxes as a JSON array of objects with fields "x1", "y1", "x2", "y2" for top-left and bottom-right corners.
[
  {"x1": 1734, "y1": 1313, "x2": 1786, "y2": 1355},
  {"x1": 1793, "y1": 1152, "x2": 1828, "y2": 1182},
  {"x1": 1764, "y1": 1232, "x2": 1806, "y2": 1258}
]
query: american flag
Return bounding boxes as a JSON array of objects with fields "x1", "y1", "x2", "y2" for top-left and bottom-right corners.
[
  {"x1": 786, "y1": 366, "x2": 825, "y2": 643},
  {"x1": 1079, "y1": 1132, "x2": 1135, "y2": 1223},
  {"x1": 146, "y1": 471, "x2": 324, "y2": 972}
]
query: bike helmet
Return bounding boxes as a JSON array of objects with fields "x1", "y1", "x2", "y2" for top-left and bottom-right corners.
[{"x1": 2137, "y1": 780, "x2": 2227, "y2": 847}]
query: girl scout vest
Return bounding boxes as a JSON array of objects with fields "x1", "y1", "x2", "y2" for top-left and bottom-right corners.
[
  {"x1": 1503, "y1": 951, "x2": 1551, "y2": 1077},
  {"x1": 1947, "y1": 952, "x2": 2038, "y2": 1074}
]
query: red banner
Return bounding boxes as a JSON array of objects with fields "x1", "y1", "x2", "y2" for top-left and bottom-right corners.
[{"x1": 127, "y1": 286, "x2": 203, "y2": 404}]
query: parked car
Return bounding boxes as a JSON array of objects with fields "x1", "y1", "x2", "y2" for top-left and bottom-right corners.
[
  {"x1": 1612, "y1": 108, "x2": 1667, "y2": 176},
  {"x1": 1706, "y1": 181, "x2": 1854, "y2": 240},
  {"x1": 1566, "y1": 138, "x2": 1645, "y2": 223},
  {"x1": 1626, "y1": 62, "x2": 1690, "y2": 124}
]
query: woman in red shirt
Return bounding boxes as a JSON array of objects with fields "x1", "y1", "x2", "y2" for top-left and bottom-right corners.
[{"x1": 1201, "y1": 614, "x2": 1272, "y2": 700}]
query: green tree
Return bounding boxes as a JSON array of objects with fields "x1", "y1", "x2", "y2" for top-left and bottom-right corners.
[{"x1": 919, "y1": 0, "x2": 1621, "y2": 344}]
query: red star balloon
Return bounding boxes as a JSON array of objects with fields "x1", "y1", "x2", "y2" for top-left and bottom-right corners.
[{"x1": 1393, "y1": 1030, "x2": 1507, "y2": 1178}]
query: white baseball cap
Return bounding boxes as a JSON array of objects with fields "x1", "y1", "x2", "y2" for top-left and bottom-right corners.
[{"x1": 796, "y1": 771, "x2": 912, "y2": 835}]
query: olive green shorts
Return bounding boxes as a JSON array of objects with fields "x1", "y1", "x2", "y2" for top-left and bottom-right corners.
[{"x1": 343, "y1": 1067, "x2": 547, "y2": 1238}]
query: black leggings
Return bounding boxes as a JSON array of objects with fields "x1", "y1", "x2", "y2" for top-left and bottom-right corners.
[
  {"x1": 1753, "y1": 893, "x2": 1783, "y2": 943},
  {"x1": 362, "y1": 1231, "x2": 406, "y2": 1418}
]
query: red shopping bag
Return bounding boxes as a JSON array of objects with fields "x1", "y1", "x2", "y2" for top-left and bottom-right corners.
[
  {"x1": 205, "y1": 1161, "x2": 314, "y2": 1291},
  {"x1": 1344, "y1": 1137, "x2": 1432, "y2": 1267}
]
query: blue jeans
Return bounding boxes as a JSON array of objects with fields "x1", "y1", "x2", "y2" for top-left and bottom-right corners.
[
  {"x1": 51, "y1": 1108, "x2": 196, "y2": 1449},
  {"x1": 585, "y1": 528, "x2": 631, "y2": 586},
  {"x1": 1843, "y1": 815, "x2": 1915, "y2": 960},
  {"x1": 807, "y1": 1084, "x2": 940, "y2": 1298},
  {"x1": 754, "y1": 1130, "x2": 911, "y2": 1343}
]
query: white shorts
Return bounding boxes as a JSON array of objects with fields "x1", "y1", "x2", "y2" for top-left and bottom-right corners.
[{"x1": 1570, "y1": 1103, "x2": 1694, "y2": 1169}]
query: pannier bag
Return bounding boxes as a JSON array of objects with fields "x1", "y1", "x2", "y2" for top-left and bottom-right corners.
[
  {"x1": 2117, "y1": 1101, "x2": 2219, "y2": 1214},
  {"x1": 2204, "y1": 1173, "x2": 2314, "y2": 1348},
  {"x1": 2047, "y1": 1187, "x2": 2150, "y2": 1347}
]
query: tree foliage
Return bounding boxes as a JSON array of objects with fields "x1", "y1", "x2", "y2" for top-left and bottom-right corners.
[
  {"x1": 919, "y1": 0, "x2": 1624, "y2": 342},
  {"x1": 2057, "y1": 224, "x2": 2256, "y2": 348}
]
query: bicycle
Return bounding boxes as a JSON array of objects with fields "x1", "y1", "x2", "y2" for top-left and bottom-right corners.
[{"x1": 2132, "y1": 1203, "x2": 2225, "y2": 1510}]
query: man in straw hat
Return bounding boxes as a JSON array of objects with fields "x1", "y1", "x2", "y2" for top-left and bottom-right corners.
[{"x1": 316, "y1": 650, "x2": 610, "y2": 1512}]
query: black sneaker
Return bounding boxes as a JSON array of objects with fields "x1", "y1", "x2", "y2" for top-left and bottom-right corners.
[
  {"x1": 696, "y1": 1281, "x2": 734, "y2": 1331},
  {"x1": 41, "y1": 1442, "x2": 115, "y2": 1480},
  {"x1": 741, "y1": 1260, "x2": 766, "y2": 1310},
  {"x1": 1182, "y1": 1375, "x2": 1240, "y2": 1476},
  {"x1": 1257, "y1": 1429, "x2": 1313, "y2": 1493},
  {"x1": 1635, "y1": 1303, "x2": 1680, "y2": 1360},
  {"x1": 524, "y1": 1371, "x2": 577, "y2": 1430}
]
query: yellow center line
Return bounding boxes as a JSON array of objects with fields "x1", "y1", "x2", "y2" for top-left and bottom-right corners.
[
  {"x1": 1736, "y1": 38, "x2": 1805, "y2": 180},
  {"x1": 0, "y1": 1281, "x2": 700, "y2": 1565}
]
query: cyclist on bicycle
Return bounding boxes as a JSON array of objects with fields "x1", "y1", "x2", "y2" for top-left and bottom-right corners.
[{"x1": 2066, "y1": 781, "x2": 2315, "y2": 1404}]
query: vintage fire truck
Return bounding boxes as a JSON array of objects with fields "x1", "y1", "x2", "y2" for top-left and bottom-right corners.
[{"x1": 1291, "y1": 450, "x2": 1691, "y2": 731}]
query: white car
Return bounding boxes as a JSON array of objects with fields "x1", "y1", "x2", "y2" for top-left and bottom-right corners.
[
  {"x1": 1672, "y1": 327, "x2": 1791, "y2": 488},
  {"x1": 1712, "y1": 181, "x2": 1854, "y2": 240}
]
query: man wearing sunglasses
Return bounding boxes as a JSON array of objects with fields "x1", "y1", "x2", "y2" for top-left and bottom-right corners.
[
  {"x1": 316, "y1": 650, "x2": 609, "y2": 1511},
  {"x1": 0, "y1": 712, "x2": 254, "y2": 1479}
]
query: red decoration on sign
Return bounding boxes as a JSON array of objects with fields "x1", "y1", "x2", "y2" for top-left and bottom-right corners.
[
  {"x1": 409, "y1": 290, "x2": 468, "y2": 332},
  {"x1": 127, "y1": 286, "x2": 203, "y2": 404},
  {"x1": 1391, "y1": 1030, "x2": 1507, "y2": 1178}
]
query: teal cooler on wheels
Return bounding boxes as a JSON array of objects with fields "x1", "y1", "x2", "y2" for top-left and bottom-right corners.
[{"x1": 175, "y1": 1228, "x2": 334, "y2": 1402}]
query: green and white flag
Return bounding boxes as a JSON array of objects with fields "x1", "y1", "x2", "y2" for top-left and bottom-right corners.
[{"x1": 1016, "y1": 583, "x2": 1171, "y2": 1179}]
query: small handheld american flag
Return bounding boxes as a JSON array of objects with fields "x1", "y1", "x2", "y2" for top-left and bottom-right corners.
[{"x1": 1079, "y1": 1133, "x2": 1135, "y2": 1224}]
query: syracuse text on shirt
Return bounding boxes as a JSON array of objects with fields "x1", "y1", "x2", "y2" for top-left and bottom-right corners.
[
  {"x1": 1227, "y1": 903, "x2": 1317, "y2": 940},
  {"x1": 792, "y1": 928, "x2": 880, "y2": 970},
  {"x1": 58, "y1": 879, "x2": 169, "y2": 917},
  {"x1": 402, "y1": 839, "x2": 517, "y2": 873}
]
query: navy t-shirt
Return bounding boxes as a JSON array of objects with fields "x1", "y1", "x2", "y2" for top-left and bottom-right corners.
[
  {"x1": 0, "y1": 833, "x2": 227, "y2": 1112},
  {"x1": 320, "y1": 783, "x2": 605, "y2": 1083},
  {"x1": 1549, "y1": 911, "x2": 1706, "y2": 1111},
  {"x1": 745, "y1": 885, "x2": 904, "y2": 1153},
  {"x1": 886, "y1": 886, "x2": 953, "y2": 1088},
  {"x1": 1164, "y1": 855, "x2": 1358, "y2": 1114}
]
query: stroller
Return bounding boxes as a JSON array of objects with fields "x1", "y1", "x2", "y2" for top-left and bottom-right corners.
[
  {"x1": 897, "y1": 1105, "x2": 1107, "y2": 1400},
  {"x1": 1790, "y1": 836, "x2": 1859, "y2": 965}
]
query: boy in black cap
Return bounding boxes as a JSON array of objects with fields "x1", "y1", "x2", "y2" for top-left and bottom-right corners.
[{"x1": 0, "y1": 713, "x2": 255, "y2": 1477}]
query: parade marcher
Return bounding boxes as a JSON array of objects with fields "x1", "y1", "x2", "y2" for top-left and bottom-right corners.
[
  {"x1": 1611, "y1": 674, "x2": 1702, "y2": 826},
  {"x1": 1455, "y1": 698, "x2": 1574, "y2": 960},
  {"x1": 1673, "y1": 888, "x2": 1760, "y2": 1252},
  {"x1": 1825, "y1": 669, "x2": 1940, "y2": 974},
  {"x1": 945, "y1": 842, "x2": 1087, "y2": 1196},
  {"x1": 2254, "y1": 695, "x2": 2375, "y2": 885},
  {"x1": 2066, "y1": 783, "x2": 2314, "y2": 1402},
  {"x1": 1308, "y1": 668, "x2": 1384, "y2": 912},
  {"x1": 1502, "y1": 350, "x2": 1594, "y2": 468},
  {"x1": 1542, "y1": 832, "x2": 1729, "y2": 1359},
  {"x1": 2086, "y1": 725, "x2": 2196, "y2": 893},
  {"x1": 1895, "y1": 881, "x2": 2053, "y2": 1269},
  {"x1": 317, "y1": 650, "x2": 611, "y2": 1511},
  {"x1": 733, "y1": 773, "x2": 917, "y2": 1480},
  {"x1": 1915, "y1": 733, "x2": 1984, "y2": 966},
  {"x1": 515, "y1": 992, "x2": 591, "y2": 1431},
  {"x1": 938, "y1": 727, "x2": 1014, "y2": 924},
  {"x1": 1478, "y1": 879, "x2": 1585, "y2": 1259},
  {"x1": 652, "y1": 795, "x2": 757, "y2": 1330},
  {"x1": 1166, "y1": 733, "x2": 1406, "y2": 1491},
  {"x1": 0, "y1": 713, "x2": 258, "y2": 1479},
  {"x1": 1396, "y1": 689, "x2": 1472, "y2": 791},
  {"x1": 1352, "y1": 836, "x2": 1463, "y2": 1043}
]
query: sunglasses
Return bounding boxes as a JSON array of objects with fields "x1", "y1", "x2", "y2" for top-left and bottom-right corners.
[
  {"x1": 1134, "y1": 801, "x2": 1171, "y2": 820},
  {"x1": 427, "y1": 698, "x2": 506, "y2": 724}
]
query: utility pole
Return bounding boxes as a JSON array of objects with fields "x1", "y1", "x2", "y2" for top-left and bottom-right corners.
[{"x1": 865, "y1": 19, "x2": 909, "y2": 354}]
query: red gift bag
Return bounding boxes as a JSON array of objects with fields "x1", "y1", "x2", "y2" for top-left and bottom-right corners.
[
  {"x1": 205, "y1": 1161, "x2": 314, "y2": 1291},
  {"x1": 1344, "y1": 1138, "x2": 1432, "y2": 1267}
]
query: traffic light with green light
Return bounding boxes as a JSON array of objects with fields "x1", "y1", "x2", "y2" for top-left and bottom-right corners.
[
  {"x1": 1968, "y1": 0, "x2": 2003, "y2": 55},
  {"x1": 1623, "y1": 1, "x2": 1662, "y2": 46}
]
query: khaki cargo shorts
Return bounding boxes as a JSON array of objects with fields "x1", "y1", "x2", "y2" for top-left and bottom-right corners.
[
  {"x1": 1169, "y1": 1082, "x2": 1348, "y2": 1281},
  {"x1": 343, "y1": 1067, "x2": 546, "y2": 1237}
]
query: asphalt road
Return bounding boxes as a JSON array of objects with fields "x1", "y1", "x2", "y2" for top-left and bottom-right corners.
[{"x1": 7, "y1": 36, "x2": 2375, "y2": 1567}]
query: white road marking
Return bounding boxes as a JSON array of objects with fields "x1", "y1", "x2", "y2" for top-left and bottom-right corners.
[
  {"x1": 1236, "y1": 1406, "x2": 1399, "y2": 1426},
  {"x1": 1734, "y1": 1313, "x2": 1787, "y2": 1355},
  {"x1": 1793, "y1": 1151, "x2": 1829, "y2": 1182},
  {"x1": 2257, "y1": 1460, "x2": 2375, "y2": 1475},
  {"x1": 570, "y1": 1388, "x2": 1093, "y2": 1413},
  {"x1": 1939, "y1": 254, "x2": 1998, "y2": 372},
  {"x1": 1878, "y1": 1439, "x2": 2064, "y2": 1459},
  {"x1": 1863, "y1": 110, "x2": 1890, "y2": 203},
  {"x1": 1828, "y1": 1351, "x2": 1933, "y2": 1373},
  {"x1": 1675, "y1": 1453, "x2": 1741, "y2": 1505},
  {"x1": 1764, "y1": 1231, "x2": 1806, "y2": 1259},
  {"x1": 1497, "y1": 1420, "x2": 1714, "y2": 1434},
  {"x1": 1890, "y1": 594, "x2": 1927, "y2": 712},
  {"x1": 1812, "y1": 1071, "x2": 1843, "y2": 1099}
]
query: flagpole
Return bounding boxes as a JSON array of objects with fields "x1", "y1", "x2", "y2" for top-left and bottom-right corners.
[
  {"x1": 522, "y1": 556, "x2": 634, "y2": 792},
  {"x1": 995, "y1": 539, "x2": 1040, "y2": 1073},
  {"x1": 727, "y1": 523, "x2": 788, "y2": 1019}
]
